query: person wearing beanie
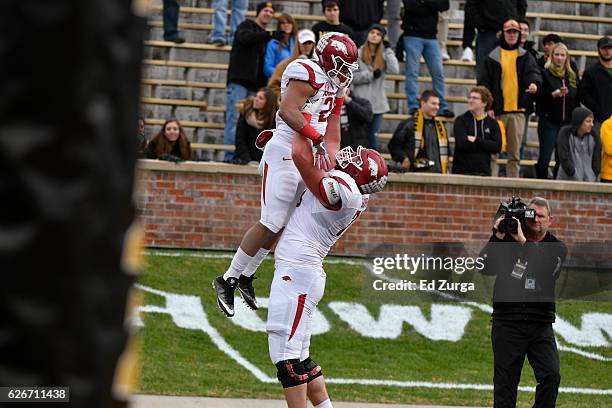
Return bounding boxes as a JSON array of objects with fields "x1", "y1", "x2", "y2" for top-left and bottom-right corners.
[
  {"x1": 579, "y1": 36, "x2": 612, "y2": 129},
  {"x1": 556, "y1": 107, "x2": 601, "y2": 181},
  {"x1": 600, "y1": 115, "x2": 612, "y2": 183},
  {"x1": 352, "y1": 24, "x2": 400, "y2": 149},
  {"x1": 311, "y1": 0, "x2": 354, "y2": 43},
  {"x1": 223, "y1": 1, "x2": 275, "y2": 161},
  {"x1": 478, "y1": 19, "x2": 541, "y2": 178}
]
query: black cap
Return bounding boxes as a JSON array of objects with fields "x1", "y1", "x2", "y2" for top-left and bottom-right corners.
[
  {"x1": 368, "y1": 24, "x2": 387, "y2": 37},
  {"x1": 597, "y1": 36, "x2": 612, "y2": 49},
  {"x1": 542, "y1": 33, "x2": 563, "y2": 45},
  {"x1": 256, "y1": 1, "x2": 274, "y2": 16}
]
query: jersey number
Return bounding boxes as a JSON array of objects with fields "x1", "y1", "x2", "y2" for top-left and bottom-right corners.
[{"x1": 318, "y1": 97, "x2": 335, "y2": 122}]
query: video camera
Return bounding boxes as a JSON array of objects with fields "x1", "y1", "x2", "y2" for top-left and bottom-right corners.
[{"x1": 495, "y1": 196, "x2": 536, "y2": 234}]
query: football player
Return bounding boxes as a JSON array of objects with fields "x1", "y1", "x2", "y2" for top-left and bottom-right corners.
[
  {"x1": 213, "y1": 32, "x2": 359, "y2": 317},
  {"x1": 268, "y1": 140, "x2": 388, "y2": 408}
]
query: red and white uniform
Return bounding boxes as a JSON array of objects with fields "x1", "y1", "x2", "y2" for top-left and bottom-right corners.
[
  {"x1": 266, "y1": 170, "x2": 368, "y2": 363},
  {"x1": 259, "y1": 59, "x2": 342, "y2": 234}
]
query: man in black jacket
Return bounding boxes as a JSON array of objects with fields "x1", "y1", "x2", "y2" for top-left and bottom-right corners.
[
  {"x1": 579, "y1": 36, "x2": 612, "y2": 132},
  {"x1": 312, "y1": 0, "x2": 354, "y2": 43},
  {"x1": 479, "y1": 196, "x2": 567, "y2": 408},
  {"x1": 465, "y1": 0, "x2": 527, "y2": 79},
  {"x1": 401, "y1": 0, "x2": 455, "y2": 118},
  {"x1": 452, "y1": 86, "x2": 502, "y2": 176},
  {"x1": 223, "y1": 1, "x2": 275, "y2": 161},
  {"x1": 478, "y1": 19, "x2": 541, "y2": 178}
]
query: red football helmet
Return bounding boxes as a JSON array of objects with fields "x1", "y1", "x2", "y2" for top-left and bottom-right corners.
[
  {"x1": 336, "y1": 146, "x2": 388, "y2": 194},
  {"x1": 315, "y1": 32, "x2": 359, "y2": 88}
]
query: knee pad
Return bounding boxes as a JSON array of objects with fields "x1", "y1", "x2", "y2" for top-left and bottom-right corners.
[
  {"x1": 275, "y1": 359, "x2": 309, "y2": 388},
  {"x1": 301, "y1": 356, "x2": 323, "y2": 382}
]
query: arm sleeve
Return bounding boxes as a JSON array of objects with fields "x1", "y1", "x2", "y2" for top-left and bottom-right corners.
[
  {"x1": 263, "y1": 41, "x2": 277, "y2": 78},
  {"x1": 524, "y1": 54, "x2": 542, "y2": 87},
  {"x1": 453, "y1": 115, "x2": 479, "y2": 153},
  {"x1": 234, "y1": 24, "x2": 270, "y2": 46},
  {"x1": 517, "y1": 0, "x2": 528, "y2": 19},
  {"x1": 426, "y1": 0, "x2": 450, "y2": 12},
  {"x1": 465, "y1": 0, "x2": 484, "y2": 30},
  {"x1": 384, "y1": 47, "x2": 400, "y2": 75},
  {"x1": 352, "y1": 59, "x2": 373, "y2": 85},
  {"x1": 556, "y1": 128, "x2": 575, "y2": 177},
  {"x1": 145, "y1": 140, "x2": 157, "y2": 159},
  {"x1": 578, "y1": 71, "x2": 602, "y2": 120},
  {"x1": 388, "y1": 120, "x2": 415, "y2": 163},
  {"x1": 233, "y1": 115, "x2": 250, "y2": 162},
  {"x1": 477, "y1": 235, "x2": 505, "y2": 276}
]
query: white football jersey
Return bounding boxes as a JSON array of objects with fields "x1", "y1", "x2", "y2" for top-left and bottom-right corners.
[
  {"x1": 274, "y1": 170, "x2": 369, "y2": 269},
  {"x1": 273, "y1": 59, "x2": 341, "y2": 148}
]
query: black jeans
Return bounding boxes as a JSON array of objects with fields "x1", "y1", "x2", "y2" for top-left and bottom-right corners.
[
  {"x1": 163, "y1": 0, "x2": 180, "y2": 38},
  {"x1": 492, "y1": 320, "x2": 560, "y2": 408},
  {"x1": 536, "y1": 117, "x2": 568, "y2": 179}
]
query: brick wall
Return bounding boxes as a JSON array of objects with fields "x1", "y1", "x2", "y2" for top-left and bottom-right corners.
[{"x1": 135, "y1": 160, "x2": 612, "y2": 258}]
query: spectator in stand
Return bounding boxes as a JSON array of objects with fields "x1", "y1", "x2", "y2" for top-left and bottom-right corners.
[
  {"x1": 340, "y1": 88, "x2": 373, "y2": 149},
  {"x1": 536, "y1": 42, "x2": 579, "y2": 179},
  {"x1": 519, "y1": 20, "x2": 538, "y2": 60},
  {"x1": 163, "y1": 0, "x2": 185, "y2": 43},
  {"x1": 388, "y1": 90, "x2": 449, "y2": 173},
  {"x1": 537, "y1": 34, "x2": 563, "y2": 68},
  {"x1": 465, "y1": 0, "x2": 527, "y2": 79},
  {"x1": 233, "y1": 88, "x2": 278, "y2": 164},
  {"x1": 137, "y1": 116, "x2": 147, "y2": 159},
  {"x1": 438, "y1": 11, "x2": 450, "y2": 61},
  {"x1": 556, "y1": 107, "x2": 601, "y2": 182},
  {"x1": 264, "y1": 13, "x2": 298, "y2": 79},
  {"x1": 352, "y1": 24, "x2": 400, "y2": 150},
  {"x1": 478, "y1": 19, "x2": 541, "y2": 178},
  {"x1": 387, "y1": 0, "x2": 402, "y2": 49},
  {"x1": 311, "y1": 0, "x2": 354, "y2": 44},
  {"x1": 146, "y1": 119, "x2": 192, "y2": 162},
  {"x1": 401, "y1": 0, "x2": 455, "y2": 118},
  {"x1": 579, "y1": 36, "x2": 612, "y2": 132},
  {"x1": 267, "y1": 29, "x2": 316, "y2": 99},
  {"x1": 207, "y1": 0, "x2": 248, "y2": 46},
  {"x1": 452, "y1": 86, "x2": 502, "y2": 176},
  {"x1": 335, "y1": 0, "x2": 385, "y2": 47},
  {"x1": 601, "y1": 115, "x2": 612, "y2": 183},
  {"x1": 223, "y1": 1, "x2": 275, "y2": 161}
]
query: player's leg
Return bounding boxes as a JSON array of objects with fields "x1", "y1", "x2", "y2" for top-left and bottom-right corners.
[{"x1": 212, "y1": 143, "x2": 300, "y2": 316}]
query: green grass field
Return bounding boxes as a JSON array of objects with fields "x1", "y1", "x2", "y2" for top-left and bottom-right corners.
[{"x1": 136, "y1": 250, "x2": 612, "y2": 407}]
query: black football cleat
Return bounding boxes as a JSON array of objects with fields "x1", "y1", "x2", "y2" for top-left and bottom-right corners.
[
  {"x1": 237, "y1": 274, "x2": 258, "y2": 310},
  {"x1": 212, "y1": 275, "x2": 238, "y2": 317}
]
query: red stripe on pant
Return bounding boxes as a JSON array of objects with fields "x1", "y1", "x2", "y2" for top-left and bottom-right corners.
[
  {"x1": 262, "y1": 162, "x2": 268, "y2": 205},
  {"x1": 288, "y1": 294, "x2": 307, "y2": 341}
]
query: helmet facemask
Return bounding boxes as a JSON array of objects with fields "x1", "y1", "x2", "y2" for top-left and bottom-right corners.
[{"x1": 327, "y1": 54, "x2": 358, "y2": 88}]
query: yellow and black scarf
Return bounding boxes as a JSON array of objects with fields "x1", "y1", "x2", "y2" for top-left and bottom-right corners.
[{"x1": 413, "y1": 109, "x2": 449, "y2": 173}]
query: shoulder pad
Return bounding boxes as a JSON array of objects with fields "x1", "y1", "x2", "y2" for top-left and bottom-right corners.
[
  {"x1": 318, "y1": 177, "x2": 342, "y2": 211},
  {"x1": 285, "y1": 60, "x2": 326, "y2": 90}
]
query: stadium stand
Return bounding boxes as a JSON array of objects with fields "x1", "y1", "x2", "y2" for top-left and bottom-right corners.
[{"x1": 141, "y1": 0, "x2": 611, "y2": 166}]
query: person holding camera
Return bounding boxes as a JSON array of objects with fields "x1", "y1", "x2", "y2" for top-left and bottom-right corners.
[{"x1": 479, "y1": 196, "x2": 567, "y2": 408}]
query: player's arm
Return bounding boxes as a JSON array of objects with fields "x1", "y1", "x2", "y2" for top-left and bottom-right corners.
[
  {"x1": 279, "y1": 80, "x2": 322, "y2": 144},
  {"x1": 292, "y1": 136, "x2": 341, "y2": 211},
  {"x1": 323, "y1": 89, "x2": 345, "y2": 167}
]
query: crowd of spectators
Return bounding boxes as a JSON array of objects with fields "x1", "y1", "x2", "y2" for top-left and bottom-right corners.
[{"x1": 145, "y1": 0, "x2": 612, "y2": 184}]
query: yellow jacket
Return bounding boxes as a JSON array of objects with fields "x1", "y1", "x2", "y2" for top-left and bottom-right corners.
[{"x1": 601, "y1": 116, "x2": 612, "y2": 181}]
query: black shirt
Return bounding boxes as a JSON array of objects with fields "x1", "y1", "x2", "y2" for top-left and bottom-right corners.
[{"x1": 311, "y1": 21, "x2": 355, "y2": 44}]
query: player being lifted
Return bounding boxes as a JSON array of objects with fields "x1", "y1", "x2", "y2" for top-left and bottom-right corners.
[
  {"x1": 268, "y1": 140, "x2": 388, "y2": 408},
  {"x1": 213, "y1": 32, "x2": 359, "y2": 317}
]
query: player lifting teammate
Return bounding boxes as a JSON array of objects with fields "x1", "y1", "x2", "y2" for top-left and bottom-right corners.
[
  {"x1": 213, "y1": 32, "x2": 359, "y2": 317},
  {"x1": 268, "y1": 141, "x2": 388, "y2": 408}
]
